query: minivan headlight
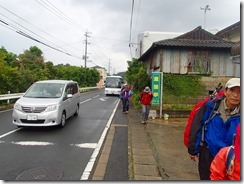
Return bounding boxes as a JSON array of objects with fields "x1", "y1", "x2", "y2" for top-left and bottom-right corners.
[
  {"x1": 45, "y1": 104, "x2": 58, "y2": 112},
  {"x1": 14, "y1": 103, "x2": 22, "y2": 111}
]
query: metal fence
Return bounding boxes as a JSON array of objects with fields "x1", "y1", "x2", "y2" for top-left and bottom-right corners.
[{"x1": 0, "y1": 87, "x2": 100, "y2": 103}]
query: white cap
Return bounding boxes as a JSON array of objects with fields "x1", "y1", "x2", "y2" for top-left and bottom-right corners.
[
  {"x1": 144, "y1": 86, "x2": 150, "y2": 92},
  {"x1": 225, "y1": 78, "x2": 240, "y2": 89}
]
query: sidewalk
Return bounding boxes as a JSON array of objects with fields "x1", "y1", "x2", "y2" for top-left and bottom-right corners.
[
  {"x1": 92, "y1": 104, "x2": 199, "y2": 180},
  {"x1": 128, "y1": 106, "x2": 199, "y2": 180}
]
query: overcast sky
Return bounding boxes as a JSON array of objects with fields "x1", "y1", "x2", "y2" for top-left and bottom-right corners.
[{"x1": 0, "y1": 0, "x2": 241, "y2": 74}]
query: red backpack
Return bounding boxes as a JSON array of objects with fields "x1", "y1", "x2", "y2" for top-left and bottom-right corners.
[{"x1": 183, "y1": 83, "x2": 224, "y2": 148}]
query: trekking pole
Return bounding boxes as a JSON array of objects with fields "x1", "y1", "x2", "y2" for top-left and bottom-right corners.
[{"x1": 211, "y1": 83, "x2": 223, "y2": 99}]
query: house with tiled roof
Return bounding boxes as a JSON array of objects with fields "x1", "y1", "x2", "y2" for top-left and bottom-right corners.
[
  {"x1": 216, "y1": 21, "x2": 240, "y2": 42},
  {"x1": 216, "y1": 21, "x2": 240, "y2": 65},
  {"x1": 138, "y1": 26, "x2": 240, "y2": 87},
  {"x1": 139, "y1": 26, "x2": 238, "y2": 76}
]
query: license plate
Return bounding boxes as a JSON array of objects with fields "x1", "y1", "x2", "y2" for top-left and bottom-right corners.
[{"x1": 27, "y1": 115, "x2": 38, "y2": 120}]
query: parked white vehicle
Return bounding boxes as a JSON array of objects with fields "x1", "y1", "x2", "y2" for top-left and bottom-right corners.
[{"x1": 12, "y1": 80, "x2": 80, "y2": 128}]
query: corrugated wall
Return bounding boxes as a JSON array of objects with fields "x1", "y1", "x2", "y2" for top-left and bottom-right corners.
[{"x1": 157, "y1": 48, "x2": 240, "y2": 77}]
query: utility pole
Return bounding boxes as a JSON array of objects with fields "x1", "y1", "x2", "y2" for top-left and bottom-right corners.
[
  {"x1": 108, "y1": 59, "x2": 111, "y2": 75},
  {"x1": 200, "y1": 5, "x2": 210, "y2": 30},
  {"x1": 83, "y1": 31, "x2": 91, "y2": 68}
]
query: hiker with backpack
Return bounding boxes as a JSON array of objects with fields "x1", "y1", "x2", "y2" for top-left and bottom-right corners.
[
  {"x1": 139, "y1": 86, "x2": 153, "y2": 124},
  {"x1": 187, "y1": 78, "x2": 240, "y2": 180},
  {"x1": 120, "y1": 84, "x2": 133, "y2": 114},
  {"x1": 210, "y1": 124, "x2": 240, "y2": 180}
]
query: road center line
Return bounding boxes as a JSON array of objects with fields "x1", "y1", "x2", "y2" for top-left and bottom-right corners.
[{"x1": 80, "y1": 98, "x2": 91, "y2": 104}]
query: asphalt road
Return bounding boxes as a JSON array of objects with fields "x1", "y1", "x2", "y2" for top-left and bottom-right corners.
[{"x1": 0, "y1": 89, "x2": 122, "y2": 181}]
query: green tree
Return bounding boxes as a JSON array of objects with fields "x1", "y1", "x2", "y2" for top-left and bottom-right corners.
[
  {"x1": 0, "y1": 46, "x2": 18, "y2": 67},
  {"x1": 0, "y1": 45, "x2": 101, "y2": 95},
  {"x1": 86, "y1": 68, "x2": 100, "y2": 87},
  {"x1": 125, "y1": 58, "x2": 150, "y2": 109},
  {"x1": 0, "y1": 52, "x2": 21, "y2": 93},
  {"x1": 54, "y1": 65, "x2": 99, "y2": 87},
  {"x1": 125, "y1": 58, "x2": 150, "y2": 93}
]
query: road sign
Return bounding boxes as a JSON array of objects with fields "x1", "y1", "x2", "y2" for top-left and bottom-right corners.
[{"x1": 151, "y1": 72, "x2": 162, "y2": 106}]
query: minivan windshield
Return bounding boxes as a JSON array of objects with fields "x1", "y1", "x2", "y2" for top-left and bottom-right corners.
[{"x1": 24, "y1": 83, "x2": 65, "y2": 98}]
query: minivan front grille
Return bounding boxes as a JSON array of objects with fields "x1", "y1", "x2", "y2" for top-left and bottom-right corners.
[
  {"x1": 21, "y1": 106, "x2": 47, "y2": 113},
  {"x1": 20, "y1": 119, "x2": 45, "y2": 124}
]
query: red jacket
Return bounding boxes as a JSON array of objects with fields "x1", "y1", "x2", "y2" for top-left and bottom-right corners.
[
  {"x1": 210, "y1": 147, "x2": 240, "y2": 180},
  {"x1": 140, "y1": 91, "x2": 153, "y2": 105},
  {"x1": 210, "y1": 123, "x2": 240, "y2": 180}
]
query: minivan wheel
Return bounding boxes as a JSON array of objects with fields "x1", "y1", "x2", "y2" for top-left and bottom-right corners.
[
  {"x1": 59, "y1": 113, "x2": 66, "y2": 128},
  {"x1": 74, "y1": 105, "x2": 79, "y2": 116}
]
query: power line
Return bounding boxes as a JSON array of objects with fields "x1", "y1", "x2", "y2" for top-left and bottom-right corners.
[
  {"x1": 0, "y1": 1, "x2": 126, "y2": 71},
  {"x1": 0, "y1": 4, "x2": 81, "y2": 54},
  {"x1": 0, "y1": 17, "x2": 81, "y2": 59},
  {"x1": 35, "y1": 0, "x2": 85, "y2": 32},
  {"x1": 0, "y1": 12, "x2": 70, "y2": 54}
]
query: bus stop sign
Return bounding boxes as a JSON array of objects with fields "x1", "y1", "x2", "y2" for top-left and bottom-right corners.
[{"x1": 151, "y1": 72, "x2": 161, "y2": 106}]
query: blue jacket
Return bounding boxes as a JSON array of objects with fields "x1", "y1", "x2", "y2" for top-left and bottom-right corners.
[{"x1": 188, "y1": 99, "x2": 240, "y2": 157}]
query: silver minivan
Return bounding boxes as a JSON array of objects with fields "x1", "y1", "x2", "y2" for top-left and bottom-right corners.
[{"x1": 12, "y1": 80, "x2": 80, "y2": 128}]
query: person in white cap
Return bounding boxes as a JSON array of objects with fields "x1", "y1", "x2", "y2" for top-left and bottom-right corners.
[
  {"x1": 188, "y1": 78, "x2": 240, "y2": 180},
  {"x1": 139, "y1": 86, "x2": 153, "y2": 124}
]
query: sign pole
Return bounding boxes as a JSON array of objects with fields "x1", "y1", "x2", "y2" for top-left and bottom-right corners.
[
  {"x1": 151, "y1": 72, "x2": 162, "y2": 119},
  {"x1": 159, "y1": 72, "x2": 163, "y2": 118}
]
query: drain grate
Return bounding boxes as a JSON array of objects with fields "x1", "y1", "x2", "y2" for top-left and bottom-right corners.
[{"x1": 16, "y1": 167, "x2": 63, "y2": 180}]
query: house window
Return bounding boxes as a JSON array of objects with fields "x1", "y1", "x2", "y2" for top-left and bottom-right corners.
[{"x1": 188, "y1": 50, "x2": 211, "y2": 74}]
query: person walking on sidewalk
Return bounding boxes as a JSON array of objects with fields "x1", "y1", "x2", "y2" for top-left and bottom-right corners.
[
  {"x1": 188, "y1": 78, "x2": 240, "y2": 180},
  {"x1": 139, "y1": 86, "x2": 153, "y2": 124},
  {"x1": 120, "y1": 84, "x2": 133, "y2": 114}
]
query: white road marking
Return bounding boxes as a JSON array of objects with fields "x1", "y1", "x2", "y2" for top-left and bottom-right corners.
[
  {"x1": 92, "y1": 95, "x2": 99, "y2": 98},
  {"x1": 100, "y1": 97, "x2": 109, "y2": 101},
  {"x1": 71, "y1": 143, "x2": 97, "y2": 149},
  {"x1": 0, "y1": 128, "x2": 22, "y2": 139},
  {"x1": 80, "y1": 99, "x2": 120, "y2": 180},
  {"x1": 80, "y1": 98, "x2": 91, "y2": 104},
  {"x1": 11, "y1": 141, "x2": 54, "y2": 146},
  {"x1": 0, "y1": 109, "x2": 12, "y2": 113},
  {"x1": 0, "y1": 141, "x2": 98, "y2": 149}
]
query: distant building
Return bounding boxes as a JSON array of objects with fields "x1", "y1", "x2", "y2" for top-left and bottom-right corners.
[
  {"x1": 135, "y1": 31, "x2": 184, "y2": 58},
  {"x1": 215, "y1": 21, "x2": 240, "y2": 42},
  {"x1": 139, "y1": 26, "x2": 237, "y2": 76},
  {"x1": 216, "y1": 21, "x2": 240, "y2": 64},
  {"x1": 138, "y1": 26, "x2": 239, "y2": 91},
  {"x1": 90, "y1": 65, "x2": 107, "y2": 88}
]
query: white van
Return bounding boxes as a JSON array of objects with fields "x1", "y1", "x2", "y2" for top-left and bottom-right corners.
[{"x1": 12, "y1": 80, "x2": 80, "y2": 128}]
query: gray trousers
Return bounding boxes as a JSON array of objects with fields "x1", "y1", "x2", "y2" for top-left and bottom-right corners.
[{"x1": 141, "y1": 104, "x2": 150, "y2": 121}]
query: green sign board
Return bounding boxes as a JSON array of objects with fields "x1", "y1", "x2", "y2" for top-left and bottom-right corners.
[{"x1": 151, "y1": 72, "x2": 162, "y2": 106}]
